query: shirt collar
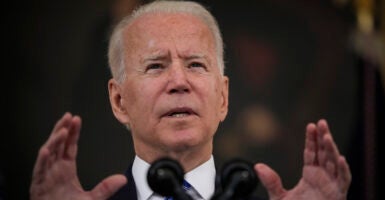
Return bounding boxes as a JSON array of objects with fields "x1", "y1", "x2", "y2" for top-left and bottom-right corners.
[
  {"x1": 132, "y1": 155, "x2": 152, "y2": 200},
  {"x1": 184, "y1": 155, "x2": 216, "y2": 200},
  {"x1": 132, "y1": 155, "x2": 216, "y2": 200}
]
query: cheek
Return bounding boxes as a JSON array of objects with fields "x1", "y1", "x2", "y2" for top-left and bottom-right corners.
[
  {"x1": 122, "y1": 83, "x2": 147, "y2": 115},
  {"x1": 199, "y1": 79, "x2": 222, "y2": 112},
  {"x1": 122, "y1": 80, "x2": 161, "y2": 118},
  {"x1": 122, "y1": 83, "x2": 138, "y2": 106},
  {"x1": 210, "y1": 79, "x2": 223, "y2": 102}
]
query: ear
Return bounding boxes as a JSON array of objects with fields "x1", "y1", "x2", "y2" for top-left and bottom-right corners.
[
  {"x1": 219, "y1": 76, "x2": 229, "y2": 122},
  {"x1": 108, "y1": 79, "x2": 131, "y2": 125}
]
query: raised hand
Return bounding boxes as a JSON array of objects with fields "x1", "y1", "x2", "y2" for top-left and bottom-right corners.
[
  {"x1": 30, "y1": 112, "x2": 127, "y2": 200},
  {"x1": 254, "y1": 119, "x2": 351, "y2": 200}
]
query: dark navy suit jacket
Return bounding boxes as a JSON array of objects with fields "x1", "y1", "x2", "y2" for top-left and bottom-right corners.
[
  {"x1": 109, "y1": 164, "x2": 264, "y2": 200},
  {"x1": 109, "y1": 163, "x2": 137, "y2": 200}
]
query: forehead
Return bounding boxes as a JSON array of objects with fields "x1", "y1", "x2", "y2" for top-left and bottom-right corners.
[
  {"x1": 128, "y1": 12, "x2": 210, "y2": 35},
  {"x1": 122, "y1": 12, "x2": 215, "y2": 52}
]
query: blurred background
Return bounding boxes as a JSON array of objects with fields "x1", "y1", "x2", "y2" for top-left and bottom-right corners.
[{"x1": 2, "y1": 0, "x2": 384, "y2": 199}]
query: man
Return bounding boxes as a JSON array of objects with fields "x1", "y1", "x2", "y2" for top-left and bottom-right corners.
[{"x1": 29, "y1": 1, "x2": 351, "y2": 200}]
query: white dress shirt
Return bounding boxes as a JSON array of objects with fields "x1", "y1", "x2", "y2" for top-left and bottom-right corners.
[{"x1": 132, "y1": 155, "x2": 216, "y2": 200}]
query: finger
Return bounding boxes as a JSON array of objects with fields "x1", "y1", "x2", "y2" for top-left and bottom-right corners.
[
  {"x1": 44, "y1": 113, "x2": 73, "y2": 156},
  {"x1": 90, "y1": 174, "x2": 127, "y2": 200},
  {"x1": 31, "y1": 147, "x2": 50, "y2": 184},
  {"x1": 304, "y1": 148, "x2": 316, "y2": 166},
  {"x1": 64, "y1": 115, "x2": 82, "y2": 160},
  {"x1": 316, "y1": 119, "x2": 330, "y2": 166},
  {"x1": 31, "y1": 114, "x2": 72, "y2": 185},
  {"x1": 45, "y1": 128, "x2": 69, "y2": 160},
  {"x1": 319, "y1": 120, "x2": 344, "y2": 178},
  {"x1": 254, "y1": 163, "x2": 286, "y2": 200},
  {"x1": 50, "y1": 112, "x2": 72, "y2": 138},
  {"x1": 323, "y1": 134, "x2": 340, "y2": 177},
  {"x1": 337, "y1": 156, "x2": 352, "y2": 192},
  {"x1": 31, "y1": 130, "x2": 68, "y2": 184},
  {"x1": 304, "y1": 123, "x2": 317, "y2": 165}
]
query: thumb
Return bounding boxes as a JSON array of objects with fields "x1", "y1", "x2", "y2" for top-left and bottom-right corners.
[
  {"x1": 91, "y1": 174, "x2": 127, "y2": 199},
  {"x1": 255, "y1": 163, "x2": 286, "y2": 200}
]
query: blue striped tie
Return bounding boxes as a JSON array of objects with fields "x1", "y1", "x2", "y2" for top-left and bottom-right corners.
[{"x1": 164, "y1": 180, "x2": 192, "y2": 200}]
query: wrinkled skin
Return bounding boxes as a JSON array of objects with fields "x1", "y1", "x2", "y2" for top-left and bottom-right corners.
[{"x1": 107, "y1": 13, "x2": 228, "y2": 171}]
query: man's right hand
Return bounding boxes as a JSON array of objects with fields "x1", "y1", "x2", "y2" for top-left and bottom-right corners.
[{"x1": 30, "y1": 112, "x2": 127, "y2": 200}]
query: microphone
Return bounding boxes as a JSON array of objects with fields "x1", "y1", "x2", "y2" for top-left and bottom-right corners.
[
  {"x1": 212, "y1": 159, "x2": 259, "y2": 200},
  {"x1": 147, "y1": 157, "x2": 193, "y2": 200}
]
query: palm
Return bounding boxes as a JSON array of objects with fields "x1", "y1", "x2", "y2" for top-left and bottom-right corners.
[
  {"x1": 33, "y1": 159, "x2": 86, "y2": 200},
  {"x1": 255, "y1": 119, "x2": 351, "y2": 200},
  {"x1": 30, "y1": 113, "x2": 126, "y2": 200},
  {"x1": 284, "y1": 166, "x2": 346, "y2": 200}
]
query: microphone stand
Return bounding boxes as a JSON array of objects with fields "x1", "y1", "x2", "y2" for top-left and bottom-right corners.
[
  {"x1": 147, "y1": 157, "x2": 259, "y2": 200},
  {"x1": 211, "y1": 159, "x2": 259, "y2": 200},
  {"x1": 147, "y1": 157, "x2": 193, "y2": 200}
]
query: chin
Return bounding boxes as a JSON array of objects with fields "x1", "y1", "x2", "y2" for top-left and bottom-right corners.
[
  {"x1": 174, "y1": 139, "x2": 212, "y2": 155},
  {"x1": 165, "y1": 132, "x2": 201, "y2": 147}
]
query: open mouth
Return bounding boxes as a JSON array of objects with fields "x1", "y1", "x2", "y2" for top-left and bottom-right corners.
[{"x1": 163, "y1": 107, "x2": 196, "y2": 118}]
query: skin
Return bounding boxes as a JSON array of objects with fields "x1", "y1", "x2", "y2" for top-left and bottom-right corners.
[
  {"x1": 255, "y1": 120, "x2": 351, "y2": 200},
  {"x1": 108, "y1": 13, "x2": 229, "y2": 171},
  {"x1": 30, "y1": 11, "x2": 351, "y2": 200}
]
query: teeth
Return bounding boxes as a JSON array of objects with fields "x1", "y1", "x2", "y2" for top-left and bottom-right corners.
[{"x1": 171, "y1": 113, "x2": 189, "y2": 117}]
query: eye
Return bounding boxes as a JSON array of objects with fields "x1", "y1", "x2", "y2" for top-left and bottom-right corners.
[
  {"x1": 146, "y1": 63, "x2": 164, "y2": 72},
  {"x1": 189, "y1": 62, "x2": 206, "y2": 69}
]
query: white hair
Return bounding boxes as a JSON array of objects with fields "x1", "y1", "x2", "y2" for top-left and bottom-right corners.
[{"x1": 108, "y1": 0, "x2": 225, "y2": 83}]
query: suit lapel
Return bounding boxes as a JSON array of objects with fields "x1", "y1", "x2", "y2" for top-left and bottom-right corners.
[{"x1": 109, "y1": 163, "x2": 137, "y2": 200}]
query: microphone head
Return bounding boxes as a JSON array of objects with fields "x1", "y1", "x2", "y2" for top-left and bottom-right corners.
[
  {"x1": 147, "y1": 157, "x2": 185, "y2": 197},
  {"x1": 218, "y1": 158, "x2": 259, "y2": 198}
]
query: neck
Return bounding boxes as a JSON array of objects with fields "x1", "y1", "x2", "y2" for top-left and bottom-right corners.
[{"x1": 136, "y1": 143, "x2": 213, "y2": 172}]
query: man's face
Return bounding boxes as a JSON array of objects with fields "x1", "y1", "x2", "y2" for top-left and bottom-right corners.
[{"x1": 110, "y1": 13, "x2": 228, "y2": 157}]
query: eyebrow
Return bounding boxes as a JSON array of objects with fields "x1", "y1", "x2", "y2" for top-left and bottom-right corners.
[
  {"x1": 185, "y1": 53, "x2": 206, "y2": 60},
  {"x1": 141, "y1": 51, "x2": 210, "y2": 64},
  {"x1": 141, "y1": 51, "x2": 169, "y2": 63},
  {"x1": 180, "y1": 52, "x2": 211, "y2": 64}
]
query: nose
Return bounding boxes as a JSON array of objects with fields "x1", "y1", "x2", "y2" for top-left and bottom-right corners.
[{"x1": 167, "y1": 62, "x2": 191, "y2": 94}]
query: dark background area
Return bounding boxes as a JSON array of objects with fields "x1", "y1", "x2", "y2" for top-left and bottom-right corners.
[{"x1": 2, "y1": 0, "x2": 384, "y2": 199}]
